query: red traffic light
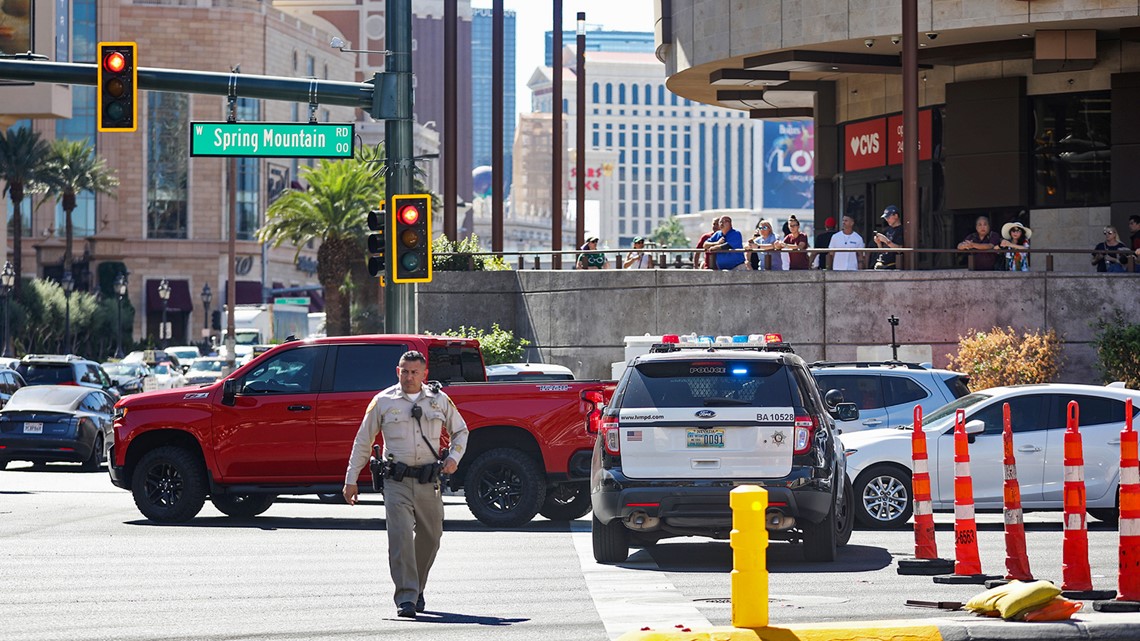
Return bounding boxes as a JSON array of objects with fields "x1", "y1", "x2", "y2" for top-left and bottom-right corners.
[
  {"x1": 398, "y1": 204, "x2": 421, "y2": 226},
  {"x1": 103, "y1": 51, "x2": 126, "y2": 74}
]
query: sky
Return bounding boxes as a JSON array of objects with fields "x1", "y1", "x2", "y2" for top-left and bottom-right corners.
[{"x1": 471, "y1": 0, "x2": 656, "y2": 116}]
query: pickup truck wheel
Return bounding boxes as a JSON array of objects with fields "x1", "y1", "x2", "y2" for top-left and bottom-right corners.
[
  {"x1": 211, "y1": 493, "x2": 276, "y2": 518},
  {"x1": 591, "y1": 514, "x2": 629, "y2": 563},
  {"x1": 539, "y1": 482, "x2": 591, "y2": 521},
  {"x1": 801, "y1": 496, "x2": 837, "y2": 562},
  {"x1": 464, "y1": 448, "x2": 546, "y2": 528},
  {"x1": 131, "y1": 446, "x2": 207, "y2": 523},
  {"x1": 81, "y1": 434, "x2": 104, "y2": 472},
  {"x1": 853, "y1": 465, "x2": 912, "y2": 529}
]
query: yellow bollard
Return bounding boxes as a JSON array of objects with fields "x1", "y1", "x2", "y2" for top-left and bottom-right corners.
[{"x1": 730, "y1": 485, "x2": 769, "y2": 629}]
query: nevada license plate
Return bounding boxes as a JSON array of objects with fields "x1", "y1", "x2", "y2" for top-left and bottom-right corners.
[
  {"x1": 687, "y1": 428, "x2": 725, "y2": 448},
  {"x1": 23, "y1": 422, "x2": 43, "y2": 434}
]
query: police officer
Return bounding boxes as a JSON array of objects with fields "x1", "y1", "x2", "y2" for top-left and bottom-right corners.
[{"x1": 343, "y1": 350, "x2": 469, "y2": 619}]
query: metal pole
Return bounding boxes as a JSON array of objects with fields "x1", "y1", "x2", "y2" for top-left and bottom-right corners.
[
  {"x1": 115, "y1": 295, "x2": 122, "y2": 359},
  {"x1": 444, "y1": 0, "x2": 457, "y2": 242},
  {"x1": 576, "y1": 13, "x2": 586, "y2": 250},
  {"x1": 225, "y1": 157, "x2": 237, "y2": 371},
  {"x1": 492, "y1": 0, "x2": 504, "y2": 252},
  {"x1": 384, "y1": 0, "x2": 417, "y2": 334},
  {"x1": 2, "y1": 294, "x2": 8, "y2": 358},
  {"x1": 902, "y1": 0, "x2": 919, "y2": 269},
  {"x1": 161, "y1": 299, "x2": 168, "y2": 349},
  {"x1": 552, "y1": 0, "x2": 564, "y2": 268},
  {"x1": 64, "y1": 292, "x2": 71, "y2": 354}
]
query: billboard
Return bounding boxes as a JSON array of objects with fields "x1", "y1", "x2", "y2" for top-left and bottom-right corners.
[
  {"x1": 0, "y1": 0, "x2": 31, "y2": 55},
  {"x1": 762, "y1": 120, "x2": 814, "y2": 210}
]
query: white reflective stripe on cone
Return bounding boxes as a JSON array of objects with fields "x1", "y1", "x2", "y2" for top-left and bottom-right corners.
[
  {"x1": 1003, "y1": 508, "x2": 1024, "y2": 525},
  {"x1": 914, "y1": 459, "x2": 929, "y2": 474},
  {"x1": 954, "y1": 462, "x2": 971, "y2": 477},
  {"x1": 1064, "y1": 513, "x2": 1085, "y2": 530},
  {"x1": 1003, "y1": 464, "x2": 1018, "y2": 481},
  {"x1": 955, "y1": 503, "x2": 975, "y2": 520},
  {"x1": 1122, "y1": 518, "x2": 1140, "y2": 537},
  {"x1": 1122, "y1": 466, "x2": 1140, "y2": 485},
  {"x1": 1064, "y1": 465, "x2": 1084, "y2": 482},
  {"x1": 914, "y1": 501, "x2": 933, "y2": 516}
]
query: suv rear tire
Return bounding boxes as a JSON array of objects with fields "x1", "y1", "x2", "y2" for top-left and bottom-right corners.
[
  {"x1": 539, "y1": 482, "x2": 591, "y2": 521},
  {"x1": 836, "y1": 479, "x2": 854, "y2": 547},
  {"x1": 592, "y1": 513, "x2": 630, "y2": 563},
  {"x1": 801, "y1": 492, "x2": 838, "y2": 562},
  {"x1": 464, "y1": 448, "x2": 546, "y2": 528},
  {"x1": 131, "y1": 446, "x2": 208, "y2": 523},
  {"x1": 211, "y1": 493, "x2": 276, "y2": 518},
  {"x1": 853, "y1": 465, "x2": 912, "y2": 529}
]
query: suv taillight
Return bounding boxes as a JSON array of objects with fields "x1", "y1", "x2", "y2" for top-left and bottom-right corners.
[
  {"x1": 581, "y1": 389, "x2": 606, "y2": 434},
  {"x1": 793, "y1": 413, "x2": 816, "y2": 454},
  {"x1": 601, "y1": 416, "x2": 621, "y2": 455}
]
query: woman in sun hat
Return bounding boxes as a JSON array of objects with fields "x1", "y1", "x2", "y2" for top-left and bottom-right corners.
[{"x1": 999, "y1": 221, "x2": 1032, "y2": 272}]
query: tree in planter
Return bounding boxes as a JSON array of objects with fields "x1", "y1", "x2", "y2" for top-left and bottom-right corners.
[
  {"x1": 945, "y1": 326, "x2": 1064, "y2": 390},
  {"x1": 0, "y1": 128, "x2": 52, "y2": 295},
  {"x1": 40, "y1": 139, "x2": 119, "y2": 276},
  {"x1": 432, "y1": 234, "x2": 511, "y2": 272},
  {"x1": 1091, "y1": 310, "x2": 1140, "y2": 389},
  {"x1": 437, "y1": 323, "x2": 529, "y2": 365}
]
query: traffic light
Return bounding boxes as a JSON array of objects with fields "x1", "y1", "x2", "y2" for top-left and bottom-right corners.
[
  {"x1": 389, "y1": 194, "x2": 432, "y2": 283},
  {"x1": 97, "y1": 42, "x2": 138, "y2": 132},
  {"x1": 367, "y1": 206, "x2": 386, "y2": 277},
  {"x1": 211, "y1": 310, "x2": 221, "y2": 331}
]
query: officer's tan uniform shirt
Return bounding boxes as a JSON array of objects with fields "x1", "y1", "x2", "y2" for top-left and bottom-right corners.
[{"x1": 345, "y1": 383, "x2": 469, "y2": 485}]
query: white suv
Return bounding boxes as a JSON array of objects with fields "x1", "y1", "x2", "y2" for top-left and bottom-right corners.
[{"x1": 810, "y1": 361, "x2": 969, "y2": 434}]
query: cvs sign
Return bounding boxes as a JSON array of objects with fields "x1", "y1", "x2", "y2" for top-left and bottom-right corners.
[{"x1": 844, "y1": 118, "x2": 886, "y2": 171}]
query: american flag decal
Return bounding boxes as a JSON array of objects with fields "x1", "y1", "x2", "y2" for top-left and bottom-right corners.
[{"x1": 627, "y1": 430, "x2": 642, "y2": 442}]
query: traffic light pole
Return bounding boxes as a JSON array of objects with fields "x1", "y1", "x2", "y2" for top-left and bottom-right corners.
[{"x1": 385, "y1": 0, "x2": 416, "y2": 334}]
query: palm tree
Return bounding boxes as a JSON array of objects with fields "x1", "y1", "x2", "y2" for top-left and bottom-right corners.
[
  {"x1": 0, "y1": 127, "x2": 52, "y2": 294},
  {"x1": 42, "y1": 139, "x2": 119, "y2": 275},
  {"x1": 259, "y1": 154, "x2": 382, "y2": 336}
]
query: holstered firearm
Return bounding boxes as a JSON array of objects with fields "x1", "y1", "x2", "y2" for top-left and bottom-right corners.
[{"x1": 368, "y1": 444, "x2": 387, "y2": 492}]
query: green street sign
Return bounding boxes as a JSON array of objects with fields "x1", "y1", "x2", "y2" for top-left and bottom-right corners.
[
  {"x1": 190, "y1": 122, "x2": 354, "y2": 158},
  {"x1": 274, "y1": 297, "x2": 311, "y2": 306}
]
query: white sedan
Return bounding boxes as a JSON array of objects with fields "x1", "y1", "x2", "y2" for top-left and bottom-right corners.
[
  {"x1": 841, "y1": 383, "x2": 1139, "y2": 529},
  {"x1": 151, "y1": 363, "x2": 186, "y2": 389}
]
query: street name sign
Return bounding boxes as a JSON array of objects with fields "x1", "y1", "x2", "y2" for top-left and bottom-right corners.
[
  {"x1": 274, "y1": 297, "x2": 311, "y2": 306},
  {"x1": 190, "y1": 122, "x2": 354, "y2": 158}
]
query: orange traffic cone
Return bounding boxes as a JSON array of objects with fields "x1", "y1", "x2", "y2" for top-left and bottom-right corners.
[
  {"x1": 933, "y1": 409, "x2": 998, "y2": 584},
  {"x1": 898, "y1": 406, "x2": 953, "y2": 575},
  {"x1": 995, "y1": 402, "x2": 1034, "y2": 586},
  {"x1": 1061, "y1": 400, "x2": 1116, "y2": 600},
  {"x1": 1095, "y1": 398, "x2": 1140, "y2": 612}
]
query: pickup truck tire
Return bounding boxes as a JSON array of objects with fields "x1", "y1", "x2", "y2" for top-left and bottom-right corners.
[
  {"x1": 853, "y1": 465, "x2": 912, "y2": 530},
  {"x1": 591, "y1": 514, "x2": 630, "y2": 563},
  {"x1": 131, "y1": 446, "x2": 208, "y2": 523},
  {"x1": 464, "y1": 447, "x2": 547, "y2": 528},
  {"x1": 211, "y1": 493, "x2": 276, "y2": 518},
  {"x1": 539, "y1": 482, "x2": 592, "y2": 521},
  {"x1": 81, "y1": 434, "x2": 104, "y2": 472},
  {"x1": 801, "y1": 492, "x2": 838, "y2": 562}
]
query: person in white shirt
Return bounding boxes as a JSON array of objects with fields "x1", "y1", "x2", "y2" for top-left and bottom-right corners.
[
  {"x1": 623, "y1": 236, "x2": 654, "y2": 269},
  {"x1": 827, "y1": 214, "x2": 866, "y2": 271}
]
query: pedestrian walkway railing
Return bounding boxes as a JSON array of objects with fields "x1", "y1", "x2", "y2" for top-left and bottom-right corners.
[{"x1": 432, "y1": 247, "x2": 1138, "y2": 272}]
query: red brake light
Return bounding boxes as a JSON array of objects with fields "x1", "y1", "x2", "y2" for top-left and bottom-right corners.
[
  {"x1": 601, "y1": 417, "x2": 621, "y2": 455},
  {"x1": 793, "y1": 414, "x2": 816, "y2": 454},
  {"x1": 581, "y1": 389, "x2": 606, "y2": 433}
]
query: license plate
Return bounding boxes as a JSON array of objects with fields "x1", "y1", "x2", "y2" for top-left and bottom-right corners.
[
  {"x1": 687, "y1": 428, "x2": 724, "y2": 448},
  {"x1": 23, "y1": 422, "x2": 43, "y2": 434}
]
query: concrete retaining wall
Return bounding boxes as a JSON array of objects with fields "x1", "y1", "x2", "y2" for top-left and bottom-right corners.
[{"x1": 418, "y1": 270, "x2": 1140, "y2": 383}]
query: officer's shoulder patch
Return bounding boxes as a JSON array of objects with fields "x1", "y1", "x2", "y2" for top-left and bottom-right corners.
[{"x1": 366, "y1": 397, "x2": 378, "y2": 413}]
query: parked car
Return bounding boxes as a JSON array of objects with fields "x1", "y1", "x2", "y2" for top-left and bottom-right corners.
[
  {"x1": 590, "y1": 341, "x2": 858, "y2": 563},
  {"x1": 184, "y1": 357, "x2": 226, "y2": 385},
  {"x1": 0, "y1": 385, "x2": 116, "y2": 471},
  {"x1": 486, "y1": 362, "x2": 575, "y2": 382},
  {"x1": 151, "y1": 362, "x2": 186, "y2": 389},
  {"x1": 810, "y1": 361, "x2": 970, "y2": 434},
  {"x1": 16, "y1": 354, "x2": 121, "y2": 401},
  {"x1": 165, "y1": 345, "x2": 203, "y2": 372},
  {"x1": 121, "y1": 350, "x2": 182, "y2": 371},
  {"x1": 841, "y1": 383, "x2": 1140, "y2": 529},
  {"x1": 0, "y1": 368, "x2": 26, "y2": 408},
  {"x1": 102, "y1": 362, "x2": 157, "y2": 395}
]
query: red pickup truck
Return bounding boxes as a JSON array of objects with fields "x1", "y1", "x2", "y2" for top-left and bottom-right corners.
[{"x1": 108, "y1": 334, "x2": 614, "y2": 527}]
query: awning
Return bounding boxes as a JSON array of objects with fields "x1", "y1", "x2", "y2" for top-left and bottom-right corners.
[
  {"x1": 146, "y1": 279, "x2": 194, "y2": 313},
  {"x1": 223, "y1": 280, "x2": 266, "y2": 305}
]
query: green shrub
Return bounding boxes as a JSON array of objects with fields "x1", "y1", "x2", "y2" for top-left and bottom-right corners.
[
  {"x1": 1091, "y1": 309, "x2": 1140, "y2": 388},
  {"x1": 946, "y1": 327, "x2": 1064, "y2": 390},
  {"x1": 438, "y1": 323, "x2": 529, "y2": 365},
  {"x1": 432, "y1": 234, "x2": 511, "y2": 272}
]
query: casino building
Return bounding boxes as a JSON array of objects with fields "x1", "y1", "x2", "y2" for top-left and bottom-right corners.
[{"x1": 654, "y1": 0, "x2": 1140, "y2": 271}]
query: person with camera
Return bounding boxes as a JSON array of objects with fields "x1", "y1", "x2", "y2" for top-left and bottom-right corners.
[
  {"x1": 343, "y1": 350, "x2": 469, "y2": 620},
  {"x1": 872, "y1": 205, "x2": 905, "y2": 269}
]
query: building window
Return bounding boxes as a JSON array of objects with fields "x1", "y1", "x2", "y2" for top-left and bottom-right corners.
[
  {"x1": 619, "y1": 184, "x2": 625, "y2": 199},
  {"x1": 1031, "y1": 91, "x2": 1110, "y2": 207},
  {"x1": 146, "y1": 92, "x2": 189, "y2": 239},
  {"x1": 619, "y1": 83, "x2": 626, "y2": 104},
  {"x1": 605, "y1": 83, "x2": 612, "y2": 104},
  {"x1": 619, "y1": 219, "x2": 626, "y2": 234},
  {"x1": 593, "y1": 82, "x2": 599, "y2": 103},
  {"x1": 593, "y1": 132, "x2": 599, "y2": 146},
  {"x1": 236, "y1": 98, "x2": 262, "y2": 241},
  {"x1": 306, "y1": 54, "x2": 316, "y2": 77},
  {"x1": 658, "y1": 85, "x2": 665, "y2": 105},
  {"x1": 632, "y1": 84, "x2": 639, "y2": 104},
  {"x1": 644, "y1": 83, "x2": 652, "y2": 105}
]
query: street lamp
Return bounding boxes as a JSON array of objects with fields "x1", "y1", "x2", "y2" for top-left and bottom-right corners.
[
  {"x1": 200, "y1": 283, "x2": 212, "y2": 344},
  {"x1": 114, "y1": 272, "x2": 128, "y2": 358},
  {"x1": 158, "y1": 278, "x2": 171, "y2": 349},
  {"x1": 0, "y1": 261, "x2": 13, "y2": 358},
  {"x1": 61, "y1": 271, "x2": 74, "y2": 355}
]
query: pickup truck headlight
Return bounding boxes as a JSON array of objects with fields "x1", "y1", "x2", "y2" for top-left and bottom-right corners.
[{"x1": 113, "y1": 406, "x2": 127, "y2": 421}]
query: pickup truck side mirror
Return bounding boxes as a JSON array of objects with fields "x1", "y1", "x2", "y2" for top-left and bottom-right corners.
[
  {"x1": 222, "y1": 379, "x2": 237, "y2": 406},
  {"x1": 833, "y1": 402, "x2": 859, "y2": 422}
]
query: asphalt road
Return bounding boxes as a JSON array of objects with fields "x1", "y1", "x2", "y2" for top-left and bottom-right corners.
[{"x1": 0, "y1": 461, "x2": 1127, "y2": 641}]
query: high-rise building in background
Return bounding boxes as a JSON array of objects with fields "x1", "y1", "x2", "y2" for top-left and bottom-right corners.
[
  {"x1": 472, "y1": 7, "x2": 515, "y2": 197},
  {"x1": 543, "y1": 29, "x2": 654, "y2": 66}
]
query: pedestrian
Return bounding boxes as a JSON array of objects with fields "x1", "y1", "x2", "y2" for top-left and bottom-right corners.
[
  {"x1": 623, "y1": 236, "x2": 654, "y2": 269},
  {"x1": 576, "y1": 236, "x2": 608, "y2": 269},
  {"x1": 1092, "y1": 226, "x2": 1131, "y2": 273},
  {"x1": 957, "y1": 215, "x2": 1002, "y2": 271},
  {"x1": 872, "y1": 205, "x2": 904, "y2": 270},
  {"x1": 342, "y1": 350, "x2": 469, "y2": 620},
  {"x1": 1130, "y1": 215, "x2": 1140, "y2": 252},
  {"x1": 694, "y1": 217, "x2": 721, "y2": 269},
  {"x1": 999, "y1": 222, "x2": 1032, "y2": 271},
  {"x1": 827, "y1": 214, "x2": 865, "y2": 270},
  {"x1": 778, "y1": 215, "x2": 810, "y2": 270},
  {"x1": 746, "y1": 219, "x2": 782, "y2": 270},
  {"x1": 704, "y1": 216, "x2": 747, "y2": 270},
  {"x1": 811, "y1": 216, "x2": 838, "y2": 269}
]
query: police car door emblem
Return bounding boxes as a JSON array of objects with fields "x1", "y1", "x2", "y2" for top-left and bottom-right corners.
[
  {"x1": 771, "y1": 430, "x2": 786, "y2": 446},
  {"x1": 695, "y1": 410, "x2": 716, "y2": 419}
]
